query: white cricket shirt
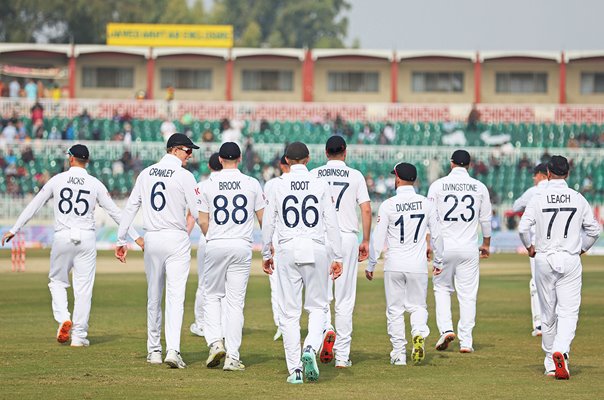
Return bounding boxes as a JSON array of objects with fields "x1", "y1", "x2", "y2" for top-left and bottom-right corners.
[
  {"x1": 196, "y1": 171, "x2": 220, "y2": 246},
  {"x1": 427, "y1": 167, "x2": 492, "y2": 249},
  {"x1": 368, "y1": 186, "x2": 443, "y2": 273},
  {"x1": 10, "y1": 166, "x2": 139, "y2": 240},
  {"x1": 117, "y1": 154, "x2": 199, "y2": 245},
  {"x1": 518, "y1": 179, "x2": 601, "y2": 254},
  {"x1": 199, "y1": 168, "x2": 265, "y2": 242},
  {"x1": 312, "y1": 160, "x2": 370, "y2": 233},
  {"x1": 513, "y1": 179, "x2": 549, "y2": 244},
  {"x1": 261, "y1": 164, "x2": 343, "y2": 262}
]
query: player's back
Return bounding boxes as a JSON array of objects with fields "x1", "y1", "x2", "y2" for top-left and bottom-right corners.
[
  {"x1": 202, "y1": 168, "x2": 264, "y2": 242},
  {"x1": 312, "y1": 160, "x2": 369, "y2": 233},
  {"x1": 428, "y1": 167, "x2": 491, "y2": 247},
  {"x1": 136, "y1": 155, "x2": 193, "y2": 232}
]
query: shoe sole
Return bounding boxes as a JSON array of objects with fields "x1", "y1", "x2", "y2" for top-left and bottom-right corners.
[
  {"x1": 459, "y1": 348, "x2": 473, "y2": 353},
  {"x1": 165, "y1": 358, "x2": 186, "y2": 369},
  {"x1": 553, "y1": 352, "x2": 569, "y2": 380},
  {"x1": 147, "y1": 360, "x2": 162, "y2": 365},
  {"x1": 435, "y1": 333, "x2": 455, "y2": 351},
  {"x1": 57, "y1": 321, "x2": 72, "y2": 344},
  {"x1": 412, "y1": 336, "x2": 425, "y2": 364},
  {"x1": 206, "y1": 350, "x2": 226, "y2": 368},
  {"x1": 320, "y1": 330, "x2": 336, "y2": 364},
  {"x1": 302, "y1": 352, "x2": 320, "y2": 382}
]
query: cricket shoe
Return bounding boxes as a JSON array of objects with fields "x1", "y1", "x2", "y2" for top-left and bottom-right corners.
[
  {"x1": 273, "y1": 327, "x2": 282, "y2": 341},
  {"x1": 206, "y1": 340, "x2": 226, "y2": 368},
  {"x1": 190, "y1": 323, "x2": 204, "y2": 337},
  {"x1": 223, "y1": 355, "x2": 245, "y2": 371},
  {"x1": 319, "y1": 327, "x2": 336, "y2": 364},
  {"x1": 435, "y1": 331, "x2": 455, "y2": 351},
  {"x1": 544, "y1": 370, "x2": 556, "y2": 377},
  {"x1": 165, "y1": 350, "x2": 187, "y2": 369},
  {"x1": 286, "y1": 368, "x2": 303, "y2": 384},
  {"x1": 56, "y1": 320, "x2": 72, "y2": 344},
  {"x1": 70, "y1": 338, "x2": 90, "y2": 347},
  {"x1": 335, "y1": 359, "x2": 352, "y2": 368},
  {"x1": 553, "y1": 352, "x2": 570, "y2": 380},
  {"x1": 411, "y1": 335, "x2": 425, "y2": 364},
  {"x1": 531, "y1": 326, "x2": 542, "y2": 337},
  {"x1": 390, "y1": 354, "x2": 407, "y2": 366},
  {"x1": 301, "y1": 346, "x2": 320, "y2": 382},
  {"x1": 459, "y1": 347, "x2": 474, "y2": 353},
  {"x1": 147, "y1": 350, "x2": 162, "y2": 364}
]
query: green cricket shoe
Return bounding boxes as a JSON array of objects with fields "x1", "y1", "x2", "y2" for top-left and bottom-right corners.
[
  {"x1": 301, "y1": 346, "x2": 320, "y2": 382},
  {"x1": 412, "y1": 335, "x2": 425, "y2": 364},
  {"x1": 286, "y1": 368, "x2": 304, "y2": 384}
]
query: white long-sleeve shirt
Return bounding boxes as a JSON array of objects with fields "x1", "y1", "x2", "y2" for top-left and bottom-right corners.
[
  {"x1": 117, "y1": 154, "x2": 199, "y2": 245},
  {"x1": 196, "y1": 171, "x2": 220, "y2": 246},
  {"x1": 427, "y1": 167, "x2": 492, "y2": 249},
  {"x1": 311, "y1": 160, "x2": 370, "y2": 233},
  {"x1": 199, "y1": 168, "x2": 265, "y2": 242},
  {"x1": 368, "y1": 186, "x2": 443, "y2": 273},
  {"x1": 513, "y1": 179, "x2": 548, "y2": 244},
  {"x1": 10, "y1": 166, "x2": 139, "y2": 240},
  {"x1": 518, "y1": 179, "x2": 601, "y2": 254},
  {"x1": 261, "y1": 164, "x2": 343, "y2": 262}
]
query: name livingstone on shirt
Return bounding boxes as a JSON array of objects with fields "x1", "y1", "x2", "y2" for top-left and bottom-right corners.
[{"x1": 442, "y1": 183, "x2": 477, "y2": 192}]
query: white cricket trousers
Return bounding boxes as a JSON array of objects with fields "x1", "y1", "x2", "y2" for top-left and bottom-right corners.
[
  {"x1": 529, "y1": 257, "x2": 542, "y2": 330},
  {"x1": 203, "y1": 239, "x2": 252, "y2": 361},
  {"x1": 144, "y1": 230, "x2": 191, "y2": 353},
  {"x1": 534, "y1": 253, "x2": 582, "y2": 370},
  {"x1": 277, "y1": 241, "x2": 330, "y2": 374},
  {"x1": 325, "y1": 232, "x2": 358, "y2": 362},
  {"x1": 269, "y1": 253, "x2": 280, "y2": 327},
  {"x1": 48, "y1": 230, "x2": 96, "y2": 341},
  {"x1": 384, "y1": 271, "x2": 430, "y2": 358},
  {"x1": 433, "y1": 249, "x2": 479, "y2": 349},
  {"x1": 193, "y1": 236, "x2": 207, "y2": 328}
]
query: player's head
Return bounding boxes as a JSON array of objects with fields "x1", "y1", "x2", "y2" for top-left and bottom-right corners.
[
  {"x1": 325, "y1": 135, "x2": 347, "y2": 160},
  {"x1": 208, "y1": 152, "x2": 223, "y2": 173},
  {"x1": 450, "y1": 149, "x2": 471, "y2": 170},
  {"x1": 67, "y1": 144, "x2": 89, "y2": 167},
  {"x1": 285, "y1": 142, "x2": 310, "y2": 165},
  {"x1": 218, "y1": 142, "x2": 241, "y2": 168},
  {"x1": 547, "y1": 155, "x2": 570, "y2": 180},
  {"x1": 167, "y1": 133, "x2": 199, "y2": 166},
  {"x1": 279, "y1": 154, "x2": 290, "y2": 174},
  {"x1": 391, "y1": 162, "x2": 417, "y2": 188},
  {"x1": 533, "y1": 163, "x2": 548, "y2": 185}
]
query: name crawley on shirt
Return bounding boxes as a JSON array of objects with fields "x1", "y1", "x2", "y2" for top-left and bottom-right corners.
[
  {"x1": 317, "y1": 168, "x2": 350, "y2": 178},
  {"x1": 149, "y1": 168, "x2": 175, "y2": 178},
  {"x1": 442, "y1": 183, "x2": 478, "y2": 192}
]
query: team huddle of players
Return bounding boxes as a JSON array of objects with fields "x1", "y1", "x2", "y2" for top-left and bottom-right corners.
[{"x1": 1, "y1": 133, "x2": 601, "y2": 383}]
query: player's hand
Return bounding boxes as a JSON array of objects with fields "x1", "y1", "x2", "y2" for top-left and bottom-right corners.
[
  {"x1": 330, "y1": 261, "x2": 343, "y2": 280},
  {"x1": 135, "y1": 237, "x2": 144, "y2": 251},
  {"x1": 263, "y1": 258, "x2": 274, "y2": 275},
  {"x1": 433, "y1": 266, "x2": 443, "y2": 276},
  {"x1": 115, "y1": 245, "x2": 128, "y2": 263},
  {"x1": 358, "y1": 240, "x2": 369, "y2": 262},
  {"x1": 526, "y1": 245, "x2": 536, "y2": 258},
  {"x1": 270, "y1": 243, "x2": 275, "y2": 257},
  {"x1": 1, "y1": 232, "x2": 15, "y2": 246},
  {"x1": 365, "y1": 270, "x2": 373, "y2": 281},
  {"x1": 479, "y1": 244, "x2": 490, "y2": 258},
  {"x1": 426, "y1": 246, "x2": 433, "y2": 261}
]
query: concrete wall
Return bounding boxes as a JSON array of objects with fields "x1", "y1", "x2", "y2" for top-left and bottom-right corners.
[
  {"x1": 232, "y1": 58, "x2": 302, "y2": 102},
  {"x1": 398, "y1": 59, "x2": 474, "y2": 103},
  {"x1": 76, "y1": 53, "x2": 147, "y2": 99},
  {"x1": 566, "y1": 58, "x2": 604, "y2": 104},
  {"x1": 154, "y1": 55, "x2": 226, "y2": 101}
]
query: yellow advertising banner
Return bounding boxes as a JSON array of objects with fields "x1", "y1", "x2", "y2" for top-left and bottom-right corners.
[{"x1": 106, "y1": 23, "x2": 233, "y2": 48}]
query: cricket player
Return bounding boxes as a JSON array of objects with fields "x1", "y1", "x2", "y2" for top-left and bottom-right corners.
[
  {"x1": 367, "y1": 162, "x2": 443, "y2": 366},
  {"x1": 513, "y1": 163, "x2": 549, "y2": 337},
  {"x1": 518, "y1": 155, "x2": 601, "y2": 380},
  {"x1": 262, "y1": 141, "x2": 343, "y2": 384},
  {"x1": 1, "y1": 144, "x2": 142, "y2": 347},
  {"x1": 190, "y1": 152, "x2": 223, "y2": 338},
  {"x1": 199, "y1": 142, "x2": 265, "y2": 371},
  {"x1": 427, "y1": 149, "x2": 492, "y2": 353},
  {"x1": 263, "y1": 154, "x2": 290, "y2": 341},
  {"x1": 115, "y1": 133, "x2": 201, "y2": 369},
  {"x1": 312, "y1": 135, "x2": 371, "y2": 368}
]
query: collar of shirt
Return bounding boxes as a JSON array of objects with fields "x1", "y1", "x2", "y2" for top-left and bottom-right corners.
[
  {"x1": 69, "y1": 166, "x2": 88, "y2": 175},
  {"x1": 290, "y1": 164, "x2": 309, "y2": 173},
  {"x1": 219, "y1": 168, "x2": 242, "y2": 175},
  {"x1": 449, "y1": 167, "x2": 469, "y2": 177},
  {"x1": 537, "y1": 179, "x2": 549, "y2": 188},
  {"x1": 161, "y1": 153, "x2": 183, "y2": 167},
  {"x1": 395, "y1": 186, "x2": 415, "y2": 195},
  {"x1": 326, "y1": 160, "x2": 346, "y2": 167},
  {"x1": 547, "y1": 179, "x2": 568, "y2": 189}
]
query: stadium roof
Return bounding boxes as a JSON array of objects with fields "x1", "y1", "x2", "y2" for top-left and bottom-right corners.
[
  {"x1": 231, "y1": 48, "x2": 305, "y2": 60},
  {"x1": 480, "y1": 51, "x2": 562, "y2": 63},
  {"x1": 152, "y1": 48, "x2": 229, "y2": 59},
  {"x1": 0, "y1": 43, "x2": 71, "y2": 56}
]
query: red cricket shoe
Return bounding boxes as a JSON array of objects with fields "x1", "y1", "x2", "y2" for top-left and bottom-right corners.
[
  {"x1": 56, "y1": 320, "x2": 72, "y2": 344},
  {"x1": 319, "y1": 329, "x2": 336, "y2": 364},
  {"x1": 553, "y1": 352, "x2": 570, "y2": 380}
]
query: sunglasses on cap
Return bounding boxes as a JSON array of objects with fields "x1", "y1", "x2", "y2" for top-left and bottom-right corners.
[{"x1": 176, "y1": 146, "x2": 193, "y2": 155}]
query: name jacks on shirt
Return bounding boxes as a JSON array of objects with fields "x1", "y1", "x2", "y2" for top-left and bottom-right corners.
[{"x1": 67, "y1": 176, "x2": 85, "y2": 185}]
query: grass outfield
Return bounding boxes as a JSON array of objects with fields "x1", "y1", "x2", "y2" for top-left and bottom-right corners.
[{"x1": 0, "y1": 253, "x2": 603, "y2": 399}]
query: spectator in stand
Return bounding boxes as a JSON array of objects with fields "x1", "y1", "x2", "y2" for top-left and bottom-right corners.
[
  {"x1": 91, "y1": 128, "x2": 101, "y2": 141},
  {"x1": 181, "y1": 113, "x2": 193, "y2": 137},
  {"x1": 0, "y1": 81, "x2": 4, "y2": 97},
  {"x1": 220, "y1": 117, "x2": 230, "y2": 132},
  {"x1": 120, "y1": 110, "x2": 132, "y2": 124},
  {"x1": 488, "y1": 154, "x2": 501, "y2": 170},
  {"x1": 540, "y1": 149, "x2": 551, "y2": 164},
  {"x1": 62, "y1": 123, "x2": 75, "y2": 141},
  {"x1": 380, "y1": 123, "x2": 395, "y2": 145},
  {"x1": 374, "y1": 175, "x2": 388, "y2": 200},
  {"x1": 260, "y1": 119, "x2": 270, "y2": 132},
  {"x1": 1, "y1": 119, "x2": 18, "y2": 143},
  {"x1": 37, "y1": 80, "x2": 45, "y2": 98},
  {"x1": 467, "y1": 104, "x2": 481, "y2": 131},
  {"x1": 473, "y1": 160, "x2": 489, "y2": 177},
  {"x1": 21, "y1": 146, "x2": 34, "y2": 164},
  {"x1": 567, "y1": 137, "x2": 579, "y2": 148},
  {"x1": 30, "y1": 102, "x2": 44, "y2": 125},
  {"x1": 160, "y1": 117, "x2": 177, "y2": 142},
  {"x1": 24, "y1": 79, "x2": 38, "y2": 100},
  {"x1": 79, "y1": 109, "x2": 92, "y2": 126},
  {"x1": 48, "y1": 127, "x2": 62, "y2": 140},
  {"x1": 358, "y1": 123, "x2": 377, "y2": 144},
  {"x1": 221, "y1": 119, "x2": 242, "y2": 147},
  {"x1": 491, "y1": 210, "x2": 501, "y2": 232},
  {"x1": 33, "y1": 121, "x2": 46, "y2": 139},
  {"x1": 112, "y1": 110, "x2": 121, "y2": 122},
  {"x1": 9, "y1": 78, "x2": 20, "y2": 98},
  {"x1": 488, "y1": 186, "x2": 500, "y2": 205},
  {"x1": 428, "y1": 156, "x2": 443, "y2": 184},
  {"x1": 15, "y1": 120, "x2": 27, "y2": 141},
  {"x1": 517, "y1": 153, "x2": 532, "y2": 170},
  {"x1": 582, "y1": 176, "x2": 594, "y2": 193},
  {"x1": 202, "y1": 129, "x2": 214, "y2": 142},
  {"x1": 166, "y1": 84, "x2": 175, "y2": 101},
  {"x1": 52, "y1": 83, "x2": 62, "y2": 101},
  {"x1": 120, "y1": 151, "x2": 133, "y2": 170}
]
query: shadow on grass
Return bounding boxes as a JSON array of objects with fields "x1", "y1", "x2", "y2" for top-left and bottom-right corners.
[{"x1": 89, "y1": 334, "x2": 119, "y2": 345}]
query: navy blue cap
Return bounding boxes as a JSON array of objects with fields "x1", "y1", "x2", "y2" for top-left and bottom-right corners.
[
  {"x1": 167, "y1": 133, "x2": 199, "y2": 149},
  {"x1": 326, "y1": 135, "x2": 347, "y2": 154},
  {"x1": 391, "y1": 162, "x2": 417, "y2": 182},
  {"x1": 533, "y1": 163, "x2": 548, "y2": 175},
  {"x1": 219, "y1": 142, "x2": 241, "y2": 160},
  {"x1": 68, "y1": 144, "x2": 89, "y2": 160},
  {"x1": 208, "y1": 153, "x2": 222, "y2": 171},
  {"x1": 548, "y1": 155, "x2": 570, "y2": 176},
  {"x1": 451, "y1": 149, "x2": 471, "y2": 166},
  {"x1": 285, "y1": 142, "x2": 309, "y2": 160}
]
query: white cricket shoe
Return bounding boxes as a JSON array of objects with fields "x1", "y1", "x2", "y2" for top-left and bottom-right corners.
[
  {"x1": 273, "y1": 327, "x2": 282, "y2": 341},
  {"x1": 164, "y1": 350, "x2": 186, "y2": 369},
  {"x1": 390, "y1": 354, "x2": 407, "y2": 366},
  {"x1": 223, "y1": 355, "x2": 245, "y2": 371},
  {"x1": 459, "y1": 347, "x2": 474, "y2": 353},
  {"x1": 147, "y1": 350, "x2": 163, "y2": 364},
  {"x1": 206, "y1": 340, "x2": 226, "y2": 368},
  {"x1": 190, "y1": 323, "x2": 204, "y2": 337},
  {"x1": 435, "y1": 331, "x2": 456, "y2": 351},
  {"x1": 335, "y1": 359, "x2": 352, "y2": 368},
  {"x1": 286, "y1": 368, "x2": 303, "y2": 384},
  {"x1": 70, "y1": 338, "x2": 90, "y2": 347},
  {"x1": 531, "y1": 326, "x2": 542, "y2": 337}
]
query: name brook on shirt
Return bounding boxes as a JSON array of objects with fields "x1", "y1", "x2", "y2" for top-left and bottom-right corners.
[
  {"x1": 442, "y1": 183, "x2": 477, "y2": 192},
  {"x1": 546, "y1": 194, "x2": 571, "y2": 204},
  {"x1": 396, "y1": 201, "x2": 423, "y2": 212},
  {"x1": 149, "y1": 168, "x2": 175, "y2": 178},
  {"x1": 219, "y1": 181, "x2": 241, "y2": 190},
  {"x1": 317, "y1": 168, "x2": 350, "y2": 178}
]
